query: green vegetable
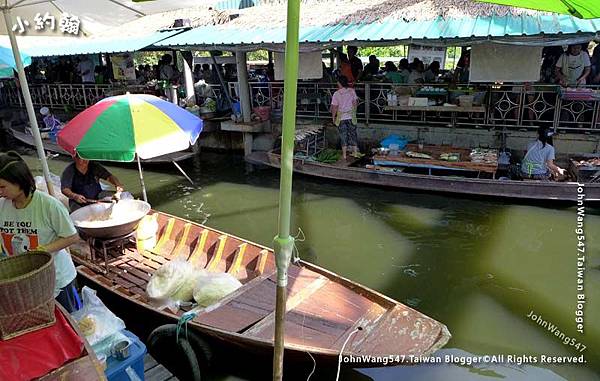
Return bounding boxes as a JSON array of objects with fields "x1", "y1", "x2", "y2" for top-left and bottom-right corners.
[{"x1": 315, "y1": 149, "x2": 342, "y2": 163}]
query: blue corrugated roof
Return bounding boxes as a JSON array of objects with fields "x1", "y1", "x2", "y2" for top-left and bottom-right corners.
[
  {"x1": 156, "y1": 15, "x2": 600, "y2": 48},
  {"x1": 17, "y1": 30, "x2": 181, "y2": 57}
]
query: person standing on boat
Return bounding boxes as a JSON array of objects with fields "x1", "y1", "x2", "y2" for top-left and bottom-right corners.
[
  {"x1": 331, "y1": 75, "x2": 361, "y2": 160},
  {"x1": 61, "y1": 156, "x2": 124, "y2": 212},
  {"x1": 0, "y1": 152, "x2": 81, "y2": 312},
  {"x1": 521, "y1": 127, "x2": 565, "y2": 180}
]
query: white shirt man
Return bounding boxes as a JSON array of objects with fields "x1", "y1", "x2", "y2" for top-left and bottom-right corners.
[{"x1": 76, "y1": 56, "x2": 95, "y2": 83}]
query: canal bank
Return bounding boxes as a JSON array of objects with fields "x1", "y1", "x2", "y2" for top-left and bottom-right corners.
[{"x1": 19, "y1": 150, "x2": 600, "y2": 381}]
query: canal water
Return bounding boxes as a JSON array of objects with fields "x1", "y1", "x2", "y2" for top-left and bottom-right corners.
[{"x1": 21, "y1": 150, "x2": 600, "y2": 381}]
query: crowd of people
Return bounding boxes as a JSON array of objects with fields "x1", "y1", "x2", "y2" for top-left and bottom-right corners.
[
  {"x1": 328, "y1": 42, "x2": 600, "y2": 87},
  {"x1": 18, "y1": 41, "x2": 600, "y2": 89}
]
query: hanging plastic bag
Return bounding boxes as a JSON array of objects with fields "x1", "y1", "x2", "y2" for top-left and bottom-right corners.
[
  {"x1": 136, "y1": 214, "x2": 159, "y2": 252},
  {"x1": 71, "y1": 286, "x2": 126, "y2": 346},
  {"x1": 34, "y1": 174, "x2": 69, "y2": 209},
  {"x1": 193, "y1": 271, "x2": 242, "y2": 307},
  {"x1": 146, "y1": 259, "x2": 200, "y2": 312}
]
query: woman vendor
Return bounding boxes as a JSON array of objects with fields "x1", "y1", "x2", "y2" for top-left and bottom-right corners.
[
  {"x1": 61, "y1": 155, "x2": 124, "y2": 212},
  {"x1": 0, "y1": 152, "x2": 80, "y2": 312},
  {"x1": 521, "y1": 127, "x2": 565, "y2": 180},
  {"x1": 331, "y1": 75, "x2": 361, "y2": 160}
]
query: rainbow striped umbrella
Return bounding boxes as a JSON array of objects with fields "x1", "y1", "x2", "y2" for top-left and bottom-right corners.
[{"x1": 58, "y1": 93, "x2": 203, "y2": 162}]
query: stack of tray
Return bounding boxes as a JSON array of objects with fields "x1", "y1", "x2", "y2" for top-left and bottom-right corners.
[{"x1": 294, "y1": 125, "x2": 325, "y2": 157}]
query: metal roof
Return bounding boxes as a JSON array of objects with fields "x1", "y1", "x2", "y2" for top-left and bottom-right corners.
[
  {"x1": 3, "y1": 30, "x2": 182, "y2": 58},
  {"x1": 155, "y1": 14, "x2": 600, "y2": 49}
]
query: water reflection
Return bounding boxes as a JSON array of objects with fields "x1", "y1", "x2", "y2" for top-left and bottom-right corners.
[{"x1": 21, "y1": 151, "x2": 600, "y2": 381}]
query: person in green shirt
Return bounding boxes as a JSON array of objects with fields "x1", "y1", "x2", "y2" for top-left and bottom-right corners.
[{"x1": 0, "y1": 152, "x2": 81, "y2": 312}]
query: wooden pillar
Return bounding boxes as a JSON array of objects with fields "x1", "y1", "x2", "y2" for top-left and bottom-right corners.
[
  {"x1": 243, "y1": 132, "x2": 253, "y2": 157},
  {"x1": 235, "y1": 51, "x2": 252, "y2": 123}
]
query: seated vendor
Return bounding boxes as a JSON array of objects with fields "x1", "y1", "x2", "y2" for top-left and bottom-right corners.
[
  {"x1": 39, "y1": 107, "x2": 63, "y2": 142},
  {"x1": 61, "y1": 155, "x2": 124, "y2": 212},
  {"x1": 521, "y1": 127, "x2": 565, "y2": 180}
]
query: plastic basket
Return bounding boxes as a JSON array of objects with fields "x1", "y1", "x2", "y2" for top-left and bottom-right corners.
[{"x1": 0, "y1": 251, "x2": 56, "y2": 340}]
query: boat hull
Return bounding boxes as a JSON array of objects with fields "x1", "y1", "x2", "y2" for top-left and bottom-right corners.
[
  {"x1": 72, "y1": 211, "x2": 451, "y2": 366},
  {"x1": 9, "y1": 127, "x2": 196, "y2": 163},
  {"x1": 246, "y1": 151, "x2": 600, "y2": 204}
]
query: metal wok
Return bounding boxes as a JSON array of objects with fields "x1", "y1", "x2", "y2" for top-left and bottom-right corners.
[{"x1": 70, "y1": 199, "x2": 151, "y2": 239}]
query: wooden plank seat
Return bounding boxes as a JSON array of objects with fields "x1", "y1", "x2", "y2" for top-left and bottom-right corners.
[{"x1": 74, "y1": 210, "x2": 450, "y2": 362}]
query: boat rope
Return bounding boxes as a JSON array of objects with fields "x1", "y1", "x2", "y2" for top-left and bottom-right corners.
[
  {"x1": 335, "y1": 327, "x2": 362, "y2": 381},
  {"x1": 176, "y1": 308, "x2": 200, "y2": 343},
  {"x1": 300, "y1": 302, "x2": 316, "y2": 381},
  {"x1": 292, "y1": 227, "x2": 305, "y2": 265}
]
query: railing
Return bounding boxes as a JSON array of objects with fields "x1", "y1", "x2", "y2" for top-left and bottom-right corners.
[
  {"x1": 2, "y1": 80, "x2": 600, "y2": 132},
  {"x1": 247, "y1": 82, "x2": 600, "y2": 132},
  {"x1": 0, "y1": 82, "x2": 160, "y2": 110}
]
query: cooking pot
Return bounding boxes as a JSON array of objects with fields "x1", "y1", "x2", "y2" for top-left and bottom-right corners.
[{"x1": 70, "y1": 199, "x2": 151, "y2": 239}]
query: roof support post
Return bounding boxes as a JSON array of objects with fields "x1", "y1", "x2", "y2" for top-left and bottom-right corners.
[
  {"x1": 236, "y1": 51, "x2": 252, "y2": 123},
  {"x1": 180, "y1": 50, "x2": 195, "y2": 104}
]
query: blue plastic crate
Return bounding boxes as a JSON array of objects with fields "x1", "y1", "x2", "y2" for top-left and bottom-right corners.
[{"x1": 105, "y1": 330, "x2": 146, "y2": 381}]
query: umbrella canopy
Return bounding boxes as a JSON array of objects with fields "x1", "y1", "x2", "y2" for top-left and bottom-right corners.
[
  {"x1": 0, "y1": 44, "x2": 29, "y2": 69},
  {"x1": 58, "y1": 93, "x2": 203, "y2": 162},
  {"x1": 476, "y1": 0, "x2": 600, "y2": 18}
]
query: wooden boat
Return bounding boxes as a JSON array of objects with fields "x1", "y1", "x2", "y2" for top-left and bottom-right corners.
[
  {"x1": 9, "y1": 127, "x2": 196, "y2": 164},
  {"x1": 72, "y1": 211, "x2": 450, "y2": 364},
  {"x1": 246, "y1": 151, "x2": 600, "y2": 203}
]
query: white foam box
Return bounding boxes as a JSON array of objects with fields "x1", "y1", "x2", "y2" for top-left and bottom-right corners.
[{"x1": 408, "y1": 97, "x2": 429, "y2": 106}]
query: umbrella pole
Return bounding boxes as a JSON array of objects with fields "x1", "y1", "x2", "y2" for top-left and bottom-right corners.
[
  {"x1": 136, "y1": 155, "x2": 148, "y2": 202},
  {"x1": 172, "y1": 161, "x2": 194, "y2": 186},
  {"x1": 273, "y1": 0, "x2": 301, "y2": 379},
  {"x1": 2, "y1": 8, "x2": 55, "y2": 196}
]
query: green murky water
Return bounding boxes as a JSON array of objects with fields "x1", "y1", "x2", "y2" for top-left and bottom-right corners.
[{"x1": 21, "y1": 151, "x2": 600, "y2": 381}]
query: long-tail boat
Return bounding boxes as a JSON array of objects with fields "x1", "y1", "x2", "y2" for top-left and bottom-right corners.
[
  {"x1": 72, "y1": 210, "x2": 450, "y2": 364},
  {"x1": 246, "y1": 151, "x2": 600, "y2": 204}
]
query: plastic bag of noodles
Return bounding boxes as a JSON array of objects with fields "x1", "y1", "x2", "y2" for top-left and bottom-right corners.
[
  {"x1": 146, "y1": 259, "x2": 199, "y2": 312},
  {"x1": 193, "y1": 271, "x2": 242, "y2": 307}
]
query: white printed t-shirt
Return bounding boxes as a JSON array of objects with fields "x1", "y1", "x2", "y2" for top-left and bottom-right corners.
[
  {"x1": 0, "y1": 191, "x2": 77, "y2": 297},
  {"x1": 556, "y1": 52, "x2": 591, "y2": 85}
]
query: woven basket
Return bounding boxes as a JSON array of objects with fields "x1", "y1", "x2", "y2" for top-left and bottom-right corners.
[{"x1": 0, "y1": 251, "x2": 56, "y2": 340}]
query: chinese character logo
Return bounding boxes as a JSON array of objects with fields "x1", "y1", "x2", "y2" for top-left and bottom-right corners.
[
  {"x1": 12, "y1": 12, "x2": 81, "y2": 35},
  {"x1": 34, "y1": 12, "x2": 56, "y2": 31},
  {"x1": 12, "y1": 16, "x2": 30, "y2": 34},
  {"x1": 59, "y1": 12, "x2": 80, "y2": 35}
]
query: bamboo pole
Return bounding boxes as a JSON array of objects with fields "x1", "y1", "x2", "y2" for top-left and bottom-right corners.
[{"x1": 273, "y1": 0, "x2": 301, "y2": 379}]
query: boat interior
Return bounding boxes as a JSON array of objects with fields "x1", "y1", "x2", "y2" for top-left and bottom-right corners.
[{"x1": 72, "y1": 211, "x2": 450, "y2": 358}]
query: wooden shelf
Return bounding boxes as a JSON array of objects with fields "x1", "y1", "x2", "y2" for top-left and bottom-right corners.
[{"x1": 384, "y1": 105, "x2": 486, "y2": 113}]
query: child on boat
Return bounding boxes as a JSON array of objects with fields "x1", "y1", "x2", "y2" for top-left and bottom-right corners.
[{"x1": 331, "y1": 75, "x2": 362, "y2": 160}]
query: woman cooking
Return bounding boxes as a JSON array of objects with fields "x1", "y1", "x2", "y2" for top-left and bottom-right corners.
[
  {"x1": 61, "y1": 155, "x2": 124, "y2": 212},
  {"x1": 0, "y1": 152, "x2": 81, "y2": 312},
  {"x1": 521, "y1": 127, "x2": 565, "y2": 180}
]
